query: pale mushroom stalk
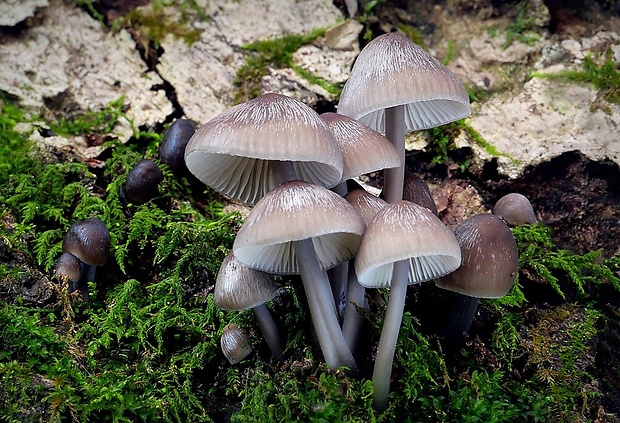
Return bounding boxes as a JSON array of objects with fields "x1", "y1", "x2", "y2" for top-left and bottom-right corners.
[
  {"x1": 372, "y1": 259, "x2": 409, "y2": 411},
  {"x1": 342, "y1": 262, "x2": 365, "y2": 354},
  {"x1": 373, "y1": 105, "x2": 408, "y2": 411},
  {"x1": 295, "y1": 238, "x2": 358, "y2": 373},
  {"x1": 329, "y1": 182, "x2": 352, "y2": 319},
  {"x1": 382, "y1": 105, "x2": 406, "y2": 204},
  {"x1": 252, "y1": 304, "x2": 285, "y2": 361}
]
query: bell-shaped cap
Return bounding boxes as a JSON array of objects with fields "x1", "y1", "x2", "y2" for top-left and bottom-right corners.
[
  {"x1": 355, "y1": 201, "x2": 461, "y2": 288},
  {"x1": 220, "y1": 323, "x2": 253, "y2": 365},
  {"x1": 124, "y1": 159, "x2": 164, "y2": 204},
  {"x1": 344, "y1": 188, "x2": 388, "y2": 227},
  {"x1": 436, "y1": 213, "x2": 518, "y2": 298},
  {"x1": 159, "y1": 118, "x2": 195, "y2": 173},
  {"x1": 402, "y1": 171, "x2": 438, "y2": 216},
  {"x1": 233, "y1": 180, "x2": 365, "y2": 274},
  {"x1": 214, "y1": 251, "x2": 278, "y2": 310},
  {"x1": 185, "y1": 93, "x2": 343, "y2": 205},
  {"x1": 338, "y1": 32, "x2": 470, "y2": 132},
  {"x1": 493, "y1": 193, "x2": 537, "y2": 226},
  {"x1": 320, "y1": 112, "x2": 401, "y2": 183},
  {"x1": 62, "y1": 217, "x2": 110, "y2": 267}
]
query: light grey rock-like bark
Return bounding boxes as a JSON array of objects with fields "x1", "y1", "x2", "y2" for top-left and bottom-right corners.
[
  {"x1": 157, "y1": 0, "x2": 348, "y2": 123},
  {"x1": 0, "y1": 0, "x2": 172, "y2": 158},
  {"x1": 0, "y1": 0, "x2": 49, "y2": 26}
]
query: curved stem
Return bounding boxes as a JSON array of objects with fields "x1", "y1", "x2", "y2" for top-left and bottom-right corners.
[
  {"x1": 342, "y1": 261, "x2": 366, "y2": 355},
  {"x1": 253, "y1": 304, "x2": 285, "y2": 361},
  {"x1": 372, "y1": 259, "x2": 409, "y2": 412},
  {"x1": 440, "y1": 294, "x2": 480, "y2": 346},
  {"x1": 295, "y1": 238, "x2": 358, "y2": 375},
  {"x1": 329, "y1": 182, "x2": 350, "y2": 321}
]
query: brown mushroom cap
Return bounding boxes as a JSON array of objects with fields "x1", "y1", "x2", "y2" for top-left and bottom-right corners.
[
  {"x1": 402, "y1": 171, "x2": 438, "y2": 216},
  {"x1": 233, "y1": 180, "x2": 365, "y2": 274},
  {"x1": 55, "y1": 252, "x2": 82, "y2": 283},
  {"x1": 320, "y1": 112, "x2": 401, "y2": 183},
  {"x1": 214, "y1": 251, "x2": 278, "y2": 310},
  {"x1": 355, "y1": 201, "x2": 461, "y2": 288},
  {"x1": 184, "y1": 93, "x2": 343, "y2": 205},
  {"x1": 436, "y1": 213, "x2": 518, "y2": 298},
  {"x1": 62, "y1": 217, "x2": 110, "y2": 267},
  {"x1": 493, "y1": 193, "x2": 537, "y2": 226},
  {"x1": 337, "y1": 32, "x2": 470, "y2": 132}
]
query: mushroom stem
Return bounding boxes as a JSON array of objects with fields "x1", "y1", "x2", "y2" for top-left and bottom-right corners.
[
  {"x1": 342, "y1": 261, "x2": 366, "y2": 354},
  {"x1": 329, "y1": 181, "x2": 351, "y2": 320},
  {"x1": 253, "y1": 304, "x2": 285, "y2": 361},
  {"x1": 440, "y1": 294, "x2": 480, "y2": 345},
  {"x1": 372, "y1": 258, "x2": 409, "y2": 411},
  {"x1": 295, "y1": 238, "x2": 358, "y2": 374},
  {"x1": 76, "y1": 263, "x2": 96, "y2": 302},
  {"x1": 382, "y1": 105, "x2": 406, "y2": 204}
]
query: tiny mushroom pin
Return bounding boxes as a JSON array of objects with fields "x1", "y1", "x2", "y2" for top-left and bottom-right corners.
[
  {"x1": 214, "y1": 251, "x2": 284, "y2": 361},
  {"x1": 220, "y1": 323, "x2": 253, "y2": 365},
  {"x1": 159, "y1": 118, "x2": 195, "y2": 174},
  {"x1": 493, "y1": 193, "x2": 537, "y2": 226}
]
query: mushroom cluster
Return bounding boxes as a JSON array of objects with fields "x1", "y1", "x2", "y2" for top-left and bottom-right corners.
[{"x1": 180, "y1": 31, "x2": 519, "y2": 412}]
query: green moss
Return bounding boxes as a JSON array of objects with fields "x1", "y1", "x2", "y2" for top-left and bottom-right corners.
[
  {"x1": 512, "y1": 224, "x2": 620, "y2": 299},
  {"x1": 48, "y1": 96, "x2": 126, "y2": 137},
  {"x1": 531, "y1": 48, "x2": 620, "y2": 105},
  {"x1": 234, "y1": 29, "x2": 343, "y2": 103}
]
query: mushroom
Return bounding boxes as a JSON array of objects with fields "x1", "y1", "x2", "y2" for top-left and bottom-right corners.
[
  {"x1": 355, "y1": 201, "x2": 461, "y2": 411},
  {"x1": 338, "y1": 32, "x2": 470, "y2": 203},
  {"x1": 54, "y1": 251, "x2": 82, "y2": 293},
  {"x1": 122, "y1": 159, "x2": 164, "y2": 204},
  {"x1": 62, "y1": 217, "x2": 111, "y2": 301},
  {"x1": 401, "y1": 171, "x2": 438, "y2": 216},
  {"x1": 435, "y1": 213, "x2": 518, "y2": 344},
  {"x1": 159, "y1": 118, "x2": 195, "y2": 174},
  {"x1": 214, "y1": 251, "x2": 284, "y2": 361},
  {"x1": 220, "y1": 323, "x2": 253, "y2": 365},
  {"x1": 233, "y1": 180, "x2": 365, "y2": 373},
  {"x1": 493, "y1": 193, "x2": 537, "y2": 226},
  {"x1": 184, "y1": 92, "x2": 343, "y2": 205}
]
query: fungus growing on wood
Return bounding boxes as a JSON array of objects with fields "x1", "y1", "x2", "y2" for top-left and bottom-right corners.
[{"x1": 493, "y1": 192, "x2": 537, "y2": 226}]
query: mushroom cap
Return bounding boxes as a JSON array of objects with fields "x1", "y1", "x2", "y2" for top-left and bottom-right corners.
[
  {"x1": 344, "y1": 188, "x2": 388, "y2": 227},
  {"x1": 124, "y1": 159, "x2": 164, "y2": 204},
  {"x1": 233, "y1": 180, "x2": 365, "y2": 275},
  {"x1": 436, "y1": 213, "x2": 518, "y2": 298},
  {"x1": 214, "y1": 251, "x2": 278, "y2": 310},
  {"x1": 493, "y1": 193, "x2": 537, "y2": 226},
  {"x1": 62, "y1": 217, "x2": 110, "y2": 267},
  {"x1": 55, "y1": 252, "x2": 82, "y2": 283},
  {"x1": 184, "y1": 93, "x2": 343, "y2": 205},
  {"x1": 355, "y1": 201, "x2": 461, "y2": 288},
  {"x1": 159, "y1": 118, "x2": 195, "y2": 173},
  {"x1": 402, "y1": 171, "x2": 438, "y2": 216},
  {"x1": 337, "y1": 32, "x2": 470, "y2": 132},
  {"x1": 319, "y1": 112, "x2": 401, "y2": 183},
  {"x1": 220, "y1": 323, "x2": 253, "y2": 365}
]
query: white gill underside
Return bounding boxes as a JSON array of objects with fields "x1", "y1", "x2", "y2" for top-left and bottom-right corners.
[
  {"x1": 234, "y1": 234, "x2": 360, "y2": 275},
  {"x1": 357, "y1": 254, "x2": 461, "y2": 288},
  {"x1": 360, "y1": 99, "x2": 469, "y2": 133}
]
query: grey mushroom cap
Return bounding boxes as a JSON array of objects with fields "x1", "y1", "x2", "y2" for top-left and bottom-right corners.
[
  {"x1": 214, "y1": 251, "x2": 278, "y2": 311},
  {"x1": 402, "y1": 171, "x2": 438, "y2": 217},
  {"x1": 355, "y1": 201, "x2": 461, "y2": 288},
  {"x1": 319, "y1": 112, "x2": 401, "y2": 183},
  {"x1": 233, "y1": 180, "x2": 365, "y2": 275},
  {"x1": 220, "y1": 323, "x2": 253, "y2": 365},
  {"x1": 337, "y1": 32, "x2": 470, "y2": 132},
  {"x1": 62, "y1": 217, "x2": 110, "y2": 267},
  {"x1": 55, "y1": 252, "x2": 82, "y2": 283},
  {"x1": 436, "y1": 213, "x2": 519, "y2": 298},
  {"x1": 184, "y1": 93, "x2": 343, "y2": 205},
  {"x1": 493, "y1": 193, "x2": 537, "y2": 226}
]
